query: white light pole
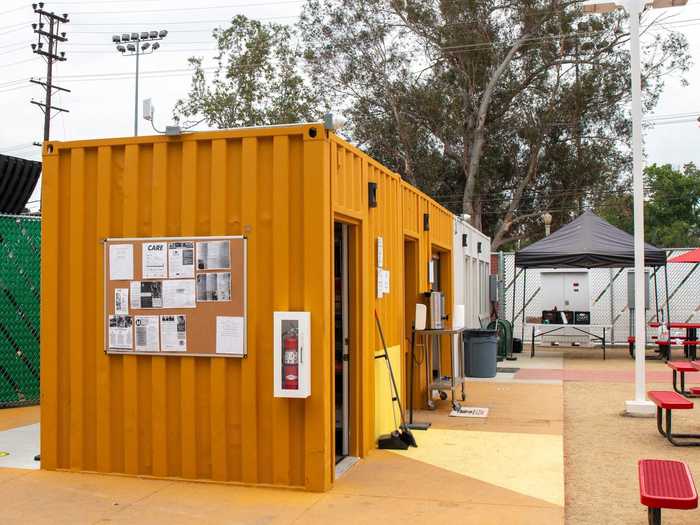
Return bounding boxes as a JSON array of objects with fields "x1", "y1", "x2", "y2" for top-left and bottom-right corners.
[
  {"x1": 112, "y1": 30, "x2": 168, "y2": 136},
  {"x1": 583, "y1": 0, "x2": 687, "y2": 416}
]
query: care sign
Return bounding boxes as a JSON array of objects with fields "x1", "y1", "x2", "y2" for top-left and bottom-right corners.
[{"x1": 142, "y1": 242, "x2": 167, "y2": 279}]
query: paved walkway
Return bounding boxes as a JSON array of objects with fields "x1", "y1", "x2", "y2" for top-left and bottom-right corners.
[
  {"x1": 515, "y1": 367, "x2": 683, "y2": 383},
  {"x1": 0, "y1": 376, "x2": 564, "y2": 524}
]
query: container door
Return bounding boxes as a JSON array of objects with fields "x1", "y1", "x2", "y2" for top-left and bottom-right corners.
[{"x1": 334, "y1": 223, "x2": 350, "y2": 463}]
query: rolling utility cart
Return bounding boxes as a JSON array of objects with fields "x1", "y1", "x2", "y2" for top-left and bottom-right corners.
[{"x1": 411, "y1": 324, "x2": 467, "y2": 413}]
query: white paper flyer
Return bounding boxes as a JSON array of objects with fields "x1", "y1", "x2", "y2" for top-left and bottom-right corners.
[
  {"x1": 162, "y1": 279, "x2": 196, "y2": 308},
  {"x1": 130, "y1": 281, "x2": 163, "y2": 309},
  {"x1": 109, "y1": 244, "x2": 133, "y2": 280},
  {"x1": 115, "y1": 288, "x2": 129, "y2": 315},
  {"x1": 142, "y1": 242, "x2": 167, "y2": 279},
  {"x1": 108, "y1": 315, "x2": 133, "y2": 349},
  {"x1": 168, "y1": 241, "x2": 195, "y2": 278},
  {"x1": 216, "y1": 316, "x2": 245, "y2": 355},
  {"x1": 134, "y1": 315, "x2": 160, "y2": 352},
  {"x1": 160, "y1": 315, "x2": 187, "y2": 352},
  {"x1": 196, "y1": 272, "x2": 231, "y2": 301},
  {"x1": 196, "y1": 240, "x2": 230, "y2": 270}
]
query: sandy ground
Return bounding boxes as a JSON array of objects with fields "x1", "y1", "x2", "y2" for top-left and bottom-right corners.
[{"x1": 562, "y1": 345, "x2": 700, "y2": 525}]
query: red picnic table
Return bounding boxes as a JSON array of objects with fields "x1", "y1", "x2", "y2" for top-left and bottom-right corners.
[{"x1": 650, "y1": 322, "x2": 700, "y2": 361}]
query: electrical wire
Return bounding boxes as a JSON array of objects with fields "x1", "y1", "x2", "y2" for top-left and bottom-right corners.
[
  {"x1": 0, "y1": 57, "x2": 40, "y2": 68},
  {"x1": 69, "y1": 0, "x2": 303, "y2": 15},
  {"x1": 0, "y1": 6, "x2": 27, "y2": 16},
  {"x1": 69, "y1": 14, "x2": 299, "y2": 26}
]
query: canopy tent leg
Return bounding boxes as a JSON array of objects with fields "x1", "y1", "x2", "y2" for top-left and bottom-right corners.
[
  {"x1": 653, "y1": 267, "x2": 660, "y2": 322},
  {"x1": 511, "y1": 271, "x2": 516, "y2": 324},
  {"x1": 664, "y1": 264, "x2": 670, "y2": 327},
  {"x1": 521, "y1": 269, "x2": 527, "y2": 343}
]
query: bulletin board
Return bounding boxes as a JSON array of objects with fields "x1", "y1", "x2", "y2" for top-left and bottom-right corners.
[{"x1": 103, "y1": 236, "x2": 247, "y2": 357}]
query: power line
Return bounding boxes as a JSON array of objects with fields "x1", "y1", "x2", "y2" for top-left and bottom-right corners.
[
  {"x1": 69, "y1": 0, "x2": 303, "y2": 15},
  {"x1": 0, "y1": 6, "x2": 27, "y2": 16},
  {"x1": 69, "y1": 14, "x2": 299, "y2": 26},
  {"x1": 0, "y1": 57, "x2": 40, "y2": 68}
]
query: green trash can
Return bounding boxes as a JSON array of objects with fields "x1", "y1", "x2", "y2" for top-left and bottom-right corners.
[{"x1": 464, "y1": 329, "x2": 498, "y2": 378}]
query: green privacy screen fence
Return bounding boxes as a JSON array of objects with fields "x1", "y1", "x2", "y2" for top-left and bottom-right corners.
[{"x1": 0, "y1": 214, "x2": 40, "y2": 407}]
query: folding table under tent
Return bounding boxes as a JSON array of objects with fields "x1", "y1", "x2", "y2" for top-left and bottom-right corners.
[{"x1": 512, "y1": 211, "x2": 668, "y2": 351}]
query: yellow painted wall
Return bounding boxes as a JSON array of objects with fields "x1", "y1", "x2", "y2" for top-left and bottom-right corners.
[
  {"x1": 373, "y1": 345, "x2": 402, "y2": 440},
  {"x1": 41, "y1": 125, "x2": 332, "y2": 491},
  {"x1": 329, "y1": 135, "x2": 454, "y2": 456},
  {"x1": 41, "y1": 125, "x2": 455, "y2": 492}
]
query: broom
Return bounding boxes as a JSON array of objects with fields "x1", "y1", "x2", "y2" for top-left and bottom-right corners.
[{"x1": 374, "y1": 310, "x2": 417, "y2": 448}]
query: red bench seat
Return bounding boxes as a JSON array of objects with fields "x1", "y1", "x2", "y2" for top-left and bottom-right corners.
[
  {"x1": 691, "y1": 387, "x2": 700, "y2": 396},
  {"x1": 639, "y1": 459, "x2": 697, "y2": 509},
  {"x1": 639, "y1": 459, "x2": 697, "y2": 524},
  {"x1": 667, "y1": 361, "x2": 699, "y2": 373},
  {"x1": 682, "y1": 341, "x2": 700, "y2": 346},
  {"x1": 648, "y1": 391, "x2": 693, "y2": 410}
]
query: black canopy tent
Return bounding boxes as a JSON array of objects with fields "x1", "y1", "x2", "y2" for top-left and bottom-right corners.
[{"x1": 512, "y1": 211, "x2": 669, "y2": 345}]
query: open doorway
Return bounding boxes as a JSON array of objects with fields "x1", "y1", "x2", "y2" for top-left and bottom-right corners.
[
  {"x1": 334, "y1": 222, "x2": 350, "y2": 465},
  {"x1": 404, "y1": 237, "x2": 420, "y2": 411}
]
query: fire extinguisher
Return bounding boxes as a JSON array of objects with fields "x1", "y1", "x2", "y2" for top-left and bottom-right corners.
[{"x1": 282, "y1": 328, "x2": 299, "y2": 390}]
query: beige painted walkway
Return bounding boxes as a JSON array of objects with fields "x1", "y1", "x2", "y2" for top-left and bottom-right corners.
[{"x1": 0, "y1": 377, "x2": 564, "y2": 525}]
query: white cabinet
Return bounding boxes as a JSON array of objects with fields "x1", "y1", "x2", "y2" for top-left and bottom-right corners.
[
  {"x1": 540, "y1": 270, "x2": 590, "y2": 312},
  {"x1": 273, "y1": 312, "x2": 311, "y2": 398}
]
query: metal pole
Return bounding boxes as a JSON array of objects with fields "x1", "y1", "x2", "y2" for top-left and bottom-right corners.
[
  {"x1": 511, "y1": 269, "x2": 517, "y2": 324},
  {"x1": 610, "y1": 268, "x2": 615, "y2": 344},
  {"x1": 664, "y1": 263, "x2": 670, "y2": 326},
  {"x1": 627, "y1": 0, "x2": 652, "y2": 414},
  {"x1": 521, "y1": 269, "x2": 527, "y2": 342},
  {"x1": 653, "y1": 267, "x2": 659, "y2": 321},
  {"x1": 498, "y1": 251, "x2": 505, "y2": 320},
  {"x1": 134, "y1": 39, "x2": 140, "y2": 136}
]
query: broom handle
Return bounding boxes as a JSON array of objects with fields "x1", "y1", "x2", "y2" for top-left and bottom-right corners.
[{"x1": 374, "y1": 310, "x2": 408, "y2": 429}]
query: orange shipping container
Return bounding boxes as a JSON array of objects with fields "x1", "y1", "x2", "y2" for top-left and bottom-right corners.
[{"x1": 41, "y1": 123, "x2": 455, "y2": 491}]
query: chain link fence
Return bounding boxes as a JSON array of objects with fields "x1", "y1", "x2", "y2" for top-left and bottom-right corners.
[
  {"x1": 0, "y1": 214, "x2": 40, "y2": 407},
  {"x1": 500, "y1": 250, "x2": 700, "y2": 345}
]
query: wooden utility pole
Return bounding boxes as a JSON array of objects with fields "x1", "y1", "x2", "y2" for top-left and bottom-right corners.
[{"x1": 30, "y1": 2, "x2": 70, "y2": 142}]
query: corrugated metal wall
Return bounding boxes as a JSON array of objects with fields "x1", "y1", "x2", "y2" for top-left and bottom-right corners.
[
  {"x1": 41, "y1": 125, "x2": 332, "y2": 491},
  {"x1": 329, "y1": 136, "x2": 453, "y2": 455},
  {"x1": 41, "y1": 125, "x2": 456, "y2": 491}
]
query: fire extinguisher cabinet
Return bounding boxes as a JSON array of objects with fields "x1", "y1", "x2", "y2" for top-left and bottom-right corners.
[{"x1": 273, "y1": 312, "x2": 311, "y2": 398}]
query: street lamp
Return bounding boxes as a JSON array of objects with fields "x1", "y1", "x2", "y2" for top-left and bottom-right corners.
[
  {"x1": 542, "y1": 211, "x2": 553, "y2": 237},
  {"x1": 583, "y1": 0, "x2": 688, "y2": 416},
  {"x1": 112, "y1": 30, "x2": 168, "y2": 136}
]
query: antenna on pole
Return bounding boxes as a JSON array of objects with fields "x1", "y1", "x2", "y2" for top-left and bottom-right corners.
[{"x1": 30, "y1": 3, "x2": 70, "y2": 143}]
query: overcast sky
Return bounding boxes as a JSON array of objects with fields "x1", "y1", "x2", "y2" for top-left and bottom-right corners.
[{"x1": 1, "y1": 0, "x2": 698, "y2": 212}]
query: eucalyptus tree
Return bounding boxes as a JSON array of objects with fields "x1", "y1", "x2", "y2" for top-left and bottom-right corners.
[
  {"x1": 178, "y1": 4, "x2": 689, "y2": 249},
  {"x1": 175, "y1": 15, "x2": 321, "y2": 128},
  {"x1": 300, "y1": 0, "x2": 689, "y2": 247}
]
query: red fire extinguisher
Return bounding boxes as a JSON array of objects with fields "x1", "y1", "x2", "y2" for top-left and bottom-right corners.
[{"x1": 282, "y1": 328, "x2": 299, "y2": 390}]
